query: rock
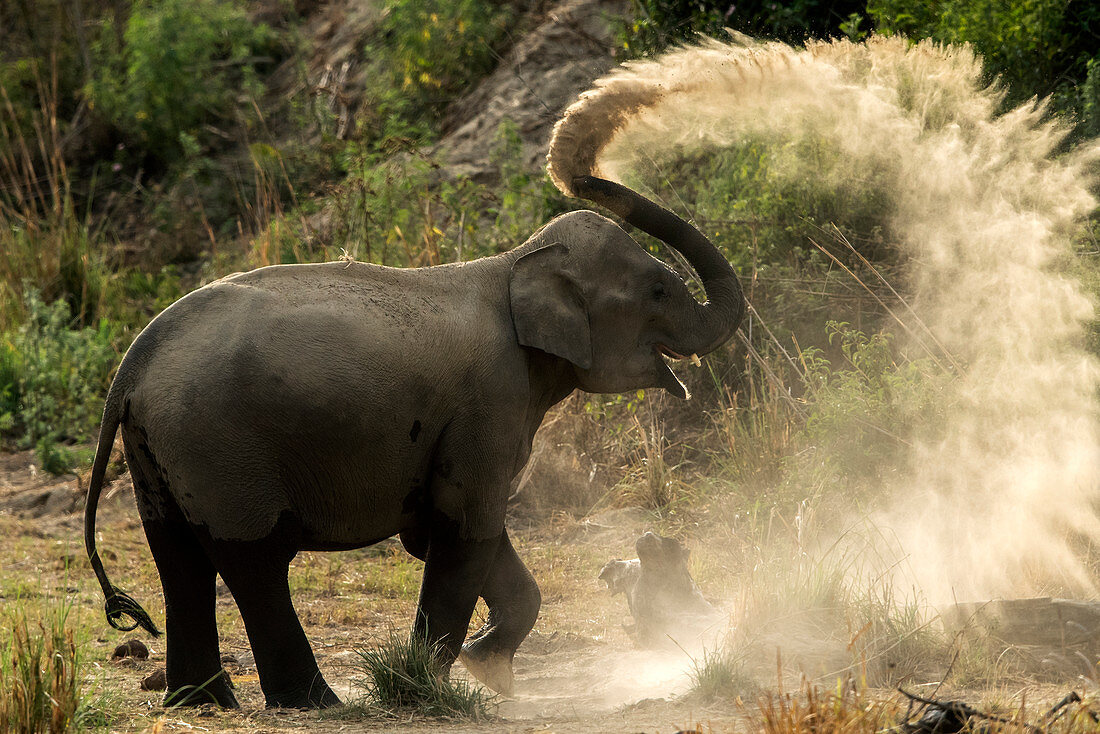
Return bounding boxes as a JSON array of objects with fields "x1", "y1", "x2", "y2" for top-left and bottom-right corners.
[
  {"x1": 943, "y1": 597, "x2": 1100, "y2": 647},
  {"x1": 599, "y1": 531, "x2": 717, "y2": 646},
  {"x1": 0, "y1": 484, "x2": 83, "y2": 518},
  {"x1": 111, "y1": 638, "x2": 150, "y2": 662},
  {"x1": 141, "y1": 667, "x2": 167, "y2": 691}
]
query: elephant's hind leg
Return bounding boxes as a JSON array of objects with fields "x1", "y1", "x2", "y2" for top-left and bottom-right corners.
[
  {"x1": 129, "y1": 450, "x2": 237, "y2": 707},
  {"x1": 207, "y1": 526, "x2": 340, "y2": 709},
  {"x1": 459, "y1": 530, "x2": 540, "y2": 695}
]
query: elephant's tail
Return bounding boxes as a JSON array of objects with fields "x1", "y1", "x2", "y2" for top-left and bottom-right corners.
[{"x1": 83, "y1": 394, "x2": 161, "y2": 637}]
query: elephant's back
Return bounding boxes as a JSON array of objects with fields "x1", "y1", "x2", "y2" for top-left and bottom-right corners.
[{"x1": 115, "y1": 263, "x2": 488, "y2": 544}]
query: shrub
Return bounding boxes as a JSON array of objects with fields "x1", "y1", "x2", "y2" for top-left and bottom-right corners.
[
  {"x1": 85, "y1": 0, "x2": 276, "y2": 163},
  {"x1": 0, "y1": 0, "x2": 102, "y2": 140},
  {"x1": 1, "y1": 290, "x2": 120, "y2": 472},
  {"x1": 868, "y1": 0, "x2": 1100, "y2": 135},
  {"x1": 796, "y1": 321, "x2": 948, "y2": 497},
  {"x1": 324, "y1": 119, "x2": 566, "y2": 268},
  {"x1": 361, "y1": 0, "x2": 514, "y2": 142},
  {"x1": 618, "y1": 0, "x2": 868, "y2": 57}
]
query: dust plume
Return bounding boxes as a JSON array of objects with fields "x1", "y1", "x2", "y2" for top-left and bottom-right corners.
[{"x1": 548, "y1": 35, "x2": 1100, "y2": 602}]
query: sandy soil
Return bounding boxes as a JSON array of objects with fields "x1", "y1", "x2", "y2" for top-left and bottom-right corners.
[
  {"x1": 4, "y1": 448, "x2": 1095, "y2": 733},
  {"x1": 0, "y1": 447, "x2": 743, "y2": 733}
]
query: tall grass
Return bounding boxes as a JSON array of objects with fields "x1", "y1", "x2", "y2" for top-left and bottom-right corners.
[
  {"x1": 0, "y1": 620, "x2": 77, "y2": 733},
  {"x1": 689, "y1": 646, "x2": 757, "y2": 702},
  {"x1": 0, "y1": 64, "x2": 113, "y2": 331},
  {"x1": 0, "y1": 599, "x2": 108, "y2": 733},
  {"x1": 752, "y1": 680, "x2": 899, "y2": 734}
]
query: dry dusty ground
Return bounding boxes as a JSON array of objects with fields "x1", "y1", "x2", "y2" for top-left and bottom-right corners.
[
  {"x1": 4, "y1": 448, "x2": 1097, "y2": 733},
  {"x1": 0, "y1": 447, "x2": 747, "y2": 733}
]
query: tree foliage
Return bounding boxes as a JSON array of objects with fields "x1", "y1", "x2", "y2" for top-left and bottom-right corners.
[
  {"x1": 868, "y1": 0, "x2": 1100, "y2": 130},
  {"x1": 85, "y1": 0, "x2": 277, "y2": 164},
  {"x1": 621, "y1": 0, "x2": 1100, "y2": 135}
]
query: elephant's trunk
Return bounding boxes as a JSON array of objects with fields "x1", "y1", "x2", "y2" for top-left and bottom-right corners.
[{"x1": 571, "y1": 176, "x2": 745, "y2": 356}]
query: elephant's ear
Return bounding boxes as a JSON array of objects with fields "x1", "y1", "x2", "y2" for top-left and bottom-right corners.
[{"x1": 509, "y1": 242, "x2": 592, "y2": 370}]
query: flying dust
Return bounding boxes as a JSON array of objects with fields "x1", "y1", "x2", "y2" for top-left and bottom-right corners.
[{"x1": 549, "y1": 35, "x2": 1100, "y2": 613}]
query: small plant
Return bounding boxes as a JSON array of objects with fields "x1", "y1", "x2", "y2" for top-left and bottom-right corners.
[
  {"x1": 0, "y1": 64, "x2": 115, "y2": 328},
  {"x1": 690, "y1": 645, "x2": 756, "y2": 701},
  {"x1": 351, "y1": 633, "x2": 493, "y2": 720},
  {"x1": 617, "y1": 412, "x2": 693, "y2": 518},
  {"x1": 362, "y1": 0, "x2": 514, "y2": 137},
  {"x1": 0, "y1": 602, "x2": 83, "y2": 734},
  {"x1": 86, "y1": 0, "x2": 276, "y2": 163},
  {"x1": 2, "y1": 289, "x2": 120, "y2": 472}
]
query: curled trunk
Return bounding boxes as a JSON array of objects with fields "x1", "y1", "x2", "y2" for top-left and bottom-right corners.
[{"x1": 571, "y1": 175, "x2": 745, "y2": 355}]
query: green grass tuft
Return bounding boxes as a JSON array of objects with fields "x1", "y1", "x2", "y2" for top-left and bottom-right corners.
[{"x1": 350, "y1": 632, "x2": 493, "y2": 721}]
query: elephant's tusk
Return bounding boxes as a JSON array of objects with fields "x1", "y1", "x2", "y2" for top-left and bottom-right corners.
[{"x1": 690, "y1": 353, "x2": 701, "y2": 367}]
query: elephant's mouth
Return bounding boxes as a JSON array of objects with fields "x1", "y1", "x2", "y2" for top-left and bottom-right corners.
[{"x1": 654, "y1": 344, "x2": 700, "y2": 400}]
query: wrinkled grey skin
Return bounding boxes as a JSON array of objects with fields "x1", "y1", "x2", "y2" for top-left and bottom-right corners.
[{"x1": 84, "y1": 177, "x2": 744, "y2": 709}]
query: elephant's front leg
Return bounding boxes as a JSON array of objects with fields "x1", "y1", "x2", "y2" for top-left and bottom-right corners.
[
  {"x1": 411, "y1": 420, "x2": 524, "y2": 685},
  {"x1": 459, "y1": 529, "x2": 540, "y2": 695},
  {"x1": 413, "y1": 505, "x2": 502, "y2": 665}
]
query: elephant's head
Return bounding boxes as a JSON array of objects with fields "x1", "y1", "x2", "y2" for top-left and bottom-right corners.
[{"x1": 510, "y1": 176, "x2": 745, "y2": 398}]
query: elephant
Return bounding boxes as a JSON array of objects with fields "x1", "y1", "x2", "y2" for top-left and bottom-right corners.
[{"x1": 83, "y1": 175, "x2": 744, "y2": 709}]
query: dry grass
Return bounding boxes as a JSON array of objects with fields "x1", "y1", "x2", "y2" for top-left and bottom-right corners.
[
  {"x1": 0, "y1": 613, "x2": 79, "y2": 733},
  {"x1": 739, "y1": 681, "x2": 1100, "y2": 734}
]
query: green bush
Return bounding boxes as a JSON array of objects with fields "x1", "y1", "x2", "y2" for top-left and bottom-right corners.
[
  {"x1": 868, "y1": 0, "x2": 1100, "y2": 134},
  {"x1": 361, "y1": 0, "x2": 514, "y2": 142},
  {"x1": 643, "y1": 138, "x2": 893, "y2": 271},
  {"x1": 0, "y1": 0, "x2": 104, "y2": 141},
  {"x1": 618, "y1": 0, "x2": 868, "y2": 57},
  {"x1": 796, "y1": 321, "x2": 948, "y2": 497},
  {"x1": 1, "y1": 290, "x2": 120, "y2": 472},
  {"x1": 1078, "y1": 55, "x2": 1100, "y2": 139},
  {"x1": 324, "y1": 119, "x2": 566, "y2": 268},
  {"x1": 487, "y1": 120, "x2": 568, "y2": 246},
  {"x1": 85, "y1": 0, "x2": 276, "y2": 163}
]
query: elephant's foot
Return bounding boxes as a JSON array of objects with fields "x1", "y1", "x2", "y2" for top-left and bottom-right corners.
[
  {"x1": 164, "y1": 669, "x2": 239, "y2": 708},
  {"x1": 459, "y1": 640, "x2": 514, "y2": 696},
  {"x1": 263, "y1": 676, "x2": 342, "y2": 709}
]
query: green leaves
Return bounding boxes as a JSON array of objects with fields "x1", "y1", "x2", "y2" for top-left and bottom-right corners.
[
  {"x1": 361, "y1": 0, "x2": 514, "y2": 144},
  {"x1": 868, "y1": 0, "x2": 1100, "y2": 135},
  {"x1": 85, "y1": 0, "x2": 275, "y2": 162},
  {"x1": 1, "y1": 290, "x2": 120, "y2": 473}
]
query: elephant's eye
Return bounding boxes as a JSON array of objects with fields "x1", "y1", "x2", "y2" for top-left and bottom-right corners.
[{"x1": 650, "y1": 283, "x2": 668, "y2": 301}]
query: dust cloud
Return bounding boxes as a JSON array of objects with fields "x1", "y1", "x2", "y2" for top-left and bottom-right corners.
[{"x1": 549, "y1": 35, "x2": 1100, "y2": 604}]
